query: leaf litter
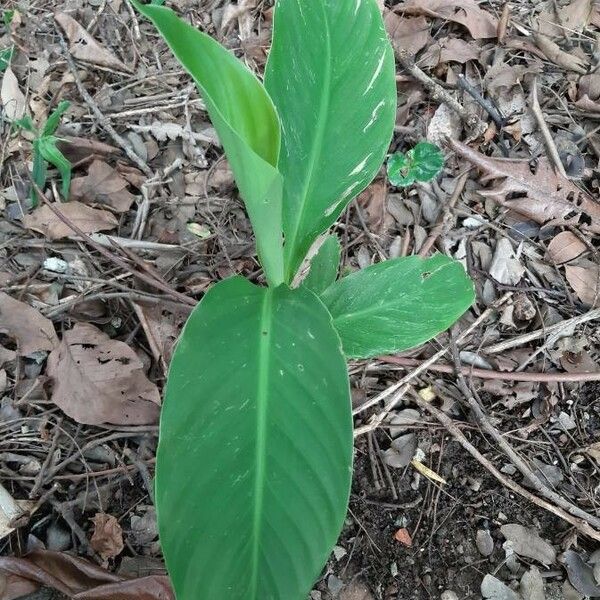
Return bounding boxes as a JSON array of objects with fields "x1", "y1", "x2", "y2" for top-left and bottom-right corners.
[{"x1": 1, "y1": 0, "x2": 600, "y2": 597}]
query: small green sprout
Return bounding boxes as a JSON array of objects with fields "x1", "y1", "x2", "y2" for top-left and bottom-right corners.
[
  {"x1": 387, "y1": 141, "x2": 444, "y2": 187},
  {"x1": 0, "y1": 10, "x2": 14, "y2": 74},
  {"x1": 14, "y1": 101, "x2": 73, "y2": 206}
]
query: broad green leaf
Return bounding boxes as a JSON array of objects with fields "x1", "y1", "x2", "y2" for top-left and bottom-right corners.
[
  {"x1": 157, "y1": 277, "x2": 352, "y2": 599},
  {"x1": 132, "y1": 1, "x2": 285, "y2": 286},
  {"x1": 322, "y1": 255, "x2": 475, "y2": 358},
  {"x1": 388, "y1": 142, "x2": 444, "y2": 187},
  {"x1": 265, "y1": 0, "x2": 397, "y2": 282},
  {"x1": 37, "y1": 136, "x2": 72, "y2": 200},
  {"x1": 42, "y1": 100, "x2": 70, "y2": 137},
  {"x1": 304, "y1": 234, "x2": 341, "y2": 295}
]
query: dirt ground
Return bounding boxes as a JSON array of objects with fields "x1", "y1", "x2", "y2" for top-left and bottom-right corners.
[{"x1": 1, "y1": 0, "x2": 600, "y2": 599}]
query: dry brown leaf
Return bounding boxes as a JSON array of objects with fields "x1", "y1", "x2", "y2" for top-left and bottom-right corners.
[
  {"x1": 90, "y1": 513, "x2": 124, "y2": 561},
  {"x1": 357, "y1": 181, "x2": 393, "y2": 236},
  {"x1": 383, "y1": 11, "x2": 432, "y2": 56},
  {"x1": 421, "y1": 37, "x2": 480, "y2": 67},
  {"x1": 537, "y1": 0, "x2": 593, "y2": 36},
  {"x1": 70, "y1": 160, "x2": 136, "y2": 213},
  {"x1": 397, "y1": 0, "x2": 498, "y2": 39},
  {"x1": 54, "y1": 13, "x2": 133, "y2": 73},
  {"x1": 0, "y1": 549, "x2": 173, "y2": 599},
  {"x1": 46, "y1": 322, "x2": 161, "y2": 425},
  {"x1": 23, "y1": 201, "x2": 118, "y2": 240},
  {"x1": 547, "y1": 231, "x2": 587, "y2": 264},
  {"x1": 565, "y1": 262, "x2": 599, "y2": 306},
  {"x1": 533, "y1": 32, "x2": 588, "y2": 73},
  {"x1": 1, "y1": 66, "x2": 26, "y2": 121},
  {"x1": 449, "y1": 139, "x2": 600, "y2": 235},
  {"x1": 57, "y1": 136, "x2": 119, "y2": 164},
  {"x1": 500, "y1": 524, "x2": 556, "y2": 565},
  {"x1": 0, "y1": 293, "x2": 59, "y2": 356}
]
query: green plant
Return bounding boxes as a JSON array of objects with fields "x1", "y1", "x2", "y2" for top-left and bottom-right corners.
[
  {"x1": 0, "y1": 10, "x2": 14, "y2": 74},
  {"x1": 14, "y1": 101, "x2": 72, "y2": 205},
  {"x1": 388, "y1": 141, "x2": 445, "y2": 187},
  {"x1": 133, "y1": 1, "x2": 474, "y2": 598}
]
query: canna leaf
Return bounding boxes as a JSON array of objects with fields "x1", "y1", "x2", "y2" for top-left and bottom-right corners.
[
  {"x1": 265, "y1": 0, "x2": 397, "y2": 282},
  {"x1": 42, "y1": 100, "x2": 70, "y2": 137},
  {"x1": 304, "y1": 234, "x2": 341, "y2": 295},
  {"x1": 322, "y1": 255, "x2": 475, "y2": 358},
  {"x1": 37, "y1": 136, "x2": 72, "y2": 200},
  {"x1": 157, "y1": 277, "x2": 352, "y2": 599},
  {"x1": 30, "y1": 141, "x2": 47, "y2": 207},
  {"x1": 132, "y1": 1, "x2": 285, "y2": 286}
]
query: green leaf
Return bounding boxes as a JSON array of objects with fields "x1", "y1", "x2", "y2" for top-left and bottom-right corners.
[
  {"x1": 304, "y1": 234, "x2": 341, "y2": 295},
  {"x1": 30, "y1": 143, "x2": 47, "y2": 207},
  {"x1": 388, "y1": 142, "x2": 444, "y2": 187},
  {"x1": 322, "y1": 255, "x2": 475, "y2": 358},
  {"x1": 132, "y1": 1, "x2": 285, "y2": 286},
  {"x1": 13, "y1": 115, "x2": 36, "y2": 133},
  {"x1": 2, "y1": 10, "x2": 14, "y2": 29},
  {"x1": 157, "y1": 277, "x2": 352, "y2": 599},
  {"x1": 0, "y1": 46, "x2": 12, "y2": 73},
  {"x1": 42, "y1": 100, "x2": 70, "y2": 137},
  {"x1": 265, "y1": 0, "x2": 397, "y2": 282},
  {"x1": 37, "y1": 136, "x2": 72, "y2": 200}
]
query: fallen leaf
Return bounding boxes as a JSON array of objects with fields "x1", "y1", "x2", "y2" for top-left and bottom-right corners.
[
  {"x1": 0, "y1": 293, "x2": 59, "y2": 356},
  {"x1": 421, "y1": 37, "x2": 481, "y2": 67},
  {"x1": 565, "y1": 262, "x2": 599, "y2": 306},
  {"x1": 90, "y1": 513, "x2": 124, "y2": 561},
  {"x1": 481, "y1": 574, "x2": 521, "y2": 600},
  {"x1": 397, "y1": 0, "x2": 499, "y2": 39},
  {"x1": 357, "y1": 181, "x2": 392, "y2": 235},
  {"x1": 537, "y1": 0, "x2": 593, "y2": 36},
  {"x1": 394, "y1": 528, "x2": 413, "y2": 547},
  {"x1": 383, "y1": 433, "x2": 417, "y2": 468},
  {"x1": 427, "y1": 102, "x2": 462, "y2": 146},
  {"x1": 54, "y1": 12, "x2": 132, "y2": 73},
  {"x1": 585, "y1": 442, "x2": 600, "y2": 464},
  {"x1": 563, "y1": 550, "x2": 600, "y2": 596},
  {"x1": 547, "y1": 231, "x2": 587, "y2": 264},
  {"x1": 23, "y1": 201, "x2": 118, "y2": 240},
  {"x1": 384, "y1": 11, "x2": 432, "y2": 56},
  {"x1": 520, "y1": 566, "x2": 545, "y2": 600},
  {"x1": 501, "y1": 523, "x2": 557, "y2": 565},
  {"x1": 489, "y1": 238, "x2": 524, "y2": 285},
  {"x1": 1, "y1": 66, "x2": 26, "y2": 121},
  {"x1": 0, "y1": 549, "x2": 173, "y2": 599},
  {"x1": 534, "y1": 32, "x2": 588, "y2": 73},
  {"x1": 70, "y1": 160, "x2": 136, "y2": 213},
  {"x1": 57, "y1": 136, "x2": 119, "y2": 164},
  {"x1": 46, "y1": 322, "x2": 161, "y2": 425},
  {"x1": 449, "y1": 139, "x2": 600, "y2": 235}
]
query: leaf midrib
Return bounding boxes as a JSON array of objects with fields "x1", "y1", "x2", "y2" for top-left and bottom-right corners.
[
  {"x1": 250, "y1": 288, "x2": 273, "y2": 597},
  {"x1": 283, "y1": 0, "x2": 332, "y2": 282}
]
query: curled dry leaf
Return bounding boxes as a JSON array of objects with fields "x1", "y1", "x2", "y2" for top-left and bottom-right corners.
[
  {"x1": 397, "y1": 0, "x2": 499, "y2": 39},
  {"x1": 1, "y1": 66, "x2": 26, "y2": 121},
  {"x1": 383, "y1": 10, "x2": 432, "y2": 56},
  {"x1": 547, "y1": 231, "x2": 587, "y2": 264},
  {"x1": 0, "y1": 549, "x2": 173, "y2": 599},
  {"x1": 90, "y1": 513, "x2": 124, "y2": 561},
  {"x1": 533, "y1": 32, "x2": 588, "y2": 74},
  {"x1": 54, "y1": 12, "x2": 133, "y2": 73},
  {"x1": 565, "y1": 262, "x2": 599, "y2": 306},
  {"x1": 500, "y1": 523, "x2": 556, "y2": 565},
  {"x1": 23, "y1": 201, "x2": 118, "y2": 240},
  {"x1": 46, "y1": 322, "x2": 161, "y2": 425},
  {"x1": 449, "y1": 139, "x2": 600, "y2": 235},
  {"x1": 0, "y1": 292, "x2": 59, "y2": 356},
  {"x1": 70, "y1": 160, "x2": 136, "y2": 213}
]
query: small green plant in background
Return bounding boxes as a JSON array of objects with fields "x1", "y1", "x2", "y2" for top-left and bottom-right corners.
[
  {"x1": 0, "y1": 9, "x2": 15, "y2": 73},
  {"x1": 132, "y1": 1, "x2": 475, "y2": 598},
  {"x1": 14, "y1": 101, "x2": 72, "y2": 206},
  {"x1": 388, "y1": 141, "x2": 445, "y2": 187}
]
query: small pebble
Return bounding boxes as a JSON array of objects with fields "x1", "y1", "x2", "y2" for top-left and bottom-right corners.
[{"x1": 441, "y1": 592, "x2": 459, "y2": 600}]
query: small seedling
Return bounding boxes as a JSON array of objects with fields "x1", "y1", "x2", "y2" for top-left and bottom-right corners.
[
  {"x1": 388, "y1": 141, "x2": 445, "y2": 187},
  {"x1": 0, "y1": 10, "x2": 14, "y2": 73},
  {"x1": 14, "y1": 101, "x2": 72, "y2": 206},
  {"x1": 133, "y1": 1, "x2": 474, "y2": 598}
]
